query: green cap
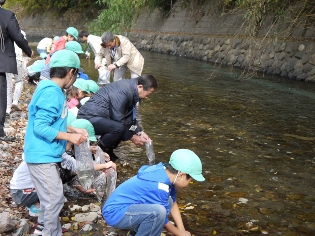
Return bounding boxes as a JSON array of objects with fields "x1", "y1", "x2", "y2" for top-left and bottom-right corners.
[
  {"x1": 86, "y1": 80, "x2": 99, "y2": 94},
  {"x1": 50, "y1": 49, "x2": 81, "y2": 70},
  {"x1": 169, "y1": 149, "x2": 205, "y2": 181},
  {"x1": 53, "y1": 36, "x2": 59, "y2": 42},
  {"x1": 71, "y1": 119, "x2": 96, "y2": 141},
  {"x1": 67, "y1": 111, "x2": 76, "y2": 126},
  {"x1": 66, "y1": 27, "x2": 78, "y2": 40},
  {"x1": 73, "y1": 79, "x2": 89, "y2": 92},
  {"x1": 66, "y1": 41, "x2": 84, "y2": 54}
]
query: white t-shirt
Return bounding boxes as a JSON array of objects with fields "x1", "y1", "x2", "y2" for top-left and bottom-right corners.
[
  {"x1": 37, "y1": 37, "x2": 53, "y2": 50},
  {"x1": 87, "y1": 34, "x2": 102, "y2": 55},
  {"x1": 10, "y1": 161, "x2": 35, "y2": 190}
]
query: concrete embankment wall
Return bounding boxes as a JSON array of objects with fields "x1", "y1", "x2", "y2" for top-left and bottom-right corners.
[
  {"x1": 128, "y1": 31, "x2": 315, "y2": 81},
  {"x1": 19, "y1": 0, "x2": 315, "y2": 81},
  {"x1": 128, "y1": 1, "x2": 315, "y2": 81}
]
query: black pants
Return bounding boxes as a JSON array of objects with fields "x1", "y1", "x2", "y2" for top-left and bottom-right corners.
[
  {"x1": 0, "y1": 73, "x2": 7, "y2": 136},
  {"x1": 89, "y1": 117, "x2": 134, "y2": 149}
]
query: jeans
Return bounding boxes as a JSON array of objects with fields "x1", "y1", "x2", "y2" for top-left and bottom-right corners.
[
  {"x1": 37, "y1": 48, "x2": 48, "y2": 55},
  {"x1": 10, "y1": 189, "x2": 39, "y2": 207},
  {"x1": 114, "y1": 197, "x2": 173, "y2": 236},
  {"x1": 113, "y1": 204, "x2": 166, "y2": 236}
]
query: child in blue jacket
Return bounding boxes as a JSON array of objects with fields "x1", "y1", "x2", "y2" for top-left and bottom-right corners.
[
  {"x1": 102, "y1": 149, "x2": 205, "y2": 236},
  {"x1": 24, "y1": 49, "x2": 88, "y2": 236}
]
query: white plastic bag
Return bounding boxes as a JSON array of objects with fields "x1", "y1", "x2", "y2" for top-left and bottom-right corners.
[{"x1": 98, "y1": 66, "x2": 110, "y2": 85}]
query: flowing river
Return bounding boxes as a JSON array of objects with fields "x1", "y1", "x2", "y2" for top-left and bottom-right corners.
[{"x1": 49, "y1": 49, "x2": 315, "y2": 235}]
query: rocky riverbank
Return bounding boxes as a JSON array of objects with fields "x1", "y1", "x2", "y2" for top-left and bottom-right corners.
[{"x1": 0, "y1": 83, "x2": 144, "y2": 235}]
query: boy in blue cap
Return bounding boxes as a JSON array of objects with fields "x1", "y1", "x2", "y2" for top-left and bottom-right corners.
[
  {"x1": 102, "y1": 149, "x2": 205, "y2": 236},
  {"x1": 24, "y1": 49, "x2": 88, "y2": 236}
]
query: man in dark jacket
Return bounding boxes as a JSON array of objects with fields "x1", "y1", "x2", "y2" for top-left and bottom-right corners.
[
  {"x1": 77, "y1": 74, "x2": 158, "y2": 161},
  {"x1": 0, "y1": 0, "x2": 33, "y2": 141}
]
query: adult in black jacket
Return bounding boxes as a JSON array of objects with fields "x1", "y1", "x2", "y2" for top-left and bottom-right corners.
[
  {"x1": 77, "y1": 74, "x2": 158, "y2": 161},
  {"x1": 0, "y1": 0, "x2": 33, "y2": 141}
]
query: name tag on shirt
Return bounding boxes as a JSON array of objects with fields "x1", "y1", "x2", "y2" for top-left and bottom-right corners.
[{"x1": 158, "y1": 182, "x2": 169, "y2": 193}]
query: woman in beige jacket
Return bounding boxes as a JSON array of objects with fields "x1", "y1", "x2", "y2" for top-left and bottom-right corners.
[{"x1": 95, "y1": 32, "x2": 144, "y2": 81}]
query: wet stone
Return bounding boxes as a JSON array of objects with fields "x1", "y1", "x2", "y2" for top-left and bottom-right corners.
[
  {"x1": 227, "y1": 192, "x2": 247, "y2": 198},
  {"x1": 259, "y1": 208, "x2": 276, "y2": 215}
]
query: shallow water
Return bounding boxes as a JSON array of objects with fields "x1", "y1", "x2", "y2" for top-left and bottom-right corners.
[{"x1": 33, "y1": 48, "x2": 315, "y2": 235}]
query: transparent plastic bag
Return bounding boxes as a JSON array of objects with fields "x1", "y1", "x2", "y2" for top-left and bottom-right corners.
[
  {"x1": 92, "y1": 168, "x2": 117, "y2": 201},
  {"x1": 105, "y1": 168, "x2": 117, "y2": 198},
  {"x1": 145, "y1": 140, "x2": 155, "y2": 165},
  {"x1": 92, "y1": 147, "x2": 117, "y2": 201},
  {"x1": 93, "y1": 172, "x2": 106, "y2": 202},
  {"x1": 74, "y1": 141, "x2": 94, "y2": 190}
]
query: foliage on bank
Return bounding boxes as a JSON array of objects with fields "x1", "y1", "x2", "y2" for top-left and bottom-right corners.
[
  {"x1": 87, "y1": 0, "x2": 177, "y2": 35},
  {"x1": 5, "y1": 0, "x2": 315, "y2": 36},
  {"x1": 221, "y1": 0, "x2": 315, "y2": 36}
]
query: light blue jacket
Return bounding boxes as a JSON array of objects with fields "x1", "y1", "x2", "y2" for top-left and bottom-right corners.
[
  {"x1": 102, "y1": 162, "x2": 176, "y2": 226},
  {"x1": 24, "y1": 80, "x2": 68, "y2": 163}
]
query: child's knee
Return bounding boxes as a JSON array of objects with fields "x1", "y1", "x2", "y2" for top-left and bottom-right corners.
[{"x1": 154, "y1": 205, "x2": 167, "y2": 222}]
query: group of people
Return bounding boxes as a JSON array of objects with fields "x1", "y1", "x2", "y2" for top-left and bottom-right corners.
[{"x1": 1, "y1": 0, "x2": 205, "y2": 235}]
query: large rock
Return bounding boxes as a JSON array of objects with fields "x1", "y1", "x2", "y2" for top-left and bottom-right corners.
[
  {"x1": 74, "y1": 212, "x2": 98, "y2": 223},
  {"x1": 13, "y1": 219, "x2": 29, "y2": 236},
  {"x1": 0, "y1": 212, "x2": 15, "y2": 234}
]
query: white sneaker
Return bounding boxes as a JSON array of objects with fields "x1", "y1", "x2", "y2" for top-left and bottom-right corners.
[{"x1": 33, "y1": 223, "x2": 44, "y2": 235}]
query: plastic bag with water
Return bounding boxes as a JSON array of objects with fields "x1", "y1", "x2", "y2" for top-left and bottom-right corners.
[
  {"x1": 93, "y1": 172, "x2": 106, "y2": 202},
  {"x1": 145, "y1": 140, "x2": 155, "y2": 165},
  {"x1": 74, "y1": 141, "x2": 94, "y2": 191},
  {"x1": 92, "y1": 147, "x2": 117, "y2": 201}
]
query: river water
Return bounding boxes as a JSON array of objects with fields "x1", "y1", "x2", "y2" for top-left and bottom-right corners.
[{"x1": 64, "y1": 50, "x2": 315, "y2": 235}]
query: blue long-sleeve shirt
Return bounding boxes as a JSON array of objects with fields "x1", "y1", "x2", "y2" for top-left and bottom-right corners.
[{"x1": 24, "y1": 80, "x2": 68, "y2": 163}]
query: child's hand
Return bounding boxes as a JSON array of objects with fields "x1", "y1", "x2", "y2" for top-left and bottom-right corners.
[
  {"x1": 107, "y1": 161, "x2": 116, "y2": 170},
  {"x1": 99, "y1": 162, "x2": 116, "y2": 174},
  {"x1": 104, "y1": 152, "x2": 110, "y2": 162},
  {"x1": 179, "y1": 230, "x2": 191, "y2": 236},
  {"x1": 85, "y1": 189, "x2": 96, "y2": 195},
  {"x1": 70, "y1": 127, "x2": 89, "y2": 137},
  {"x1": 69, "y1": 133, "x2": 87, "y2": 145}
]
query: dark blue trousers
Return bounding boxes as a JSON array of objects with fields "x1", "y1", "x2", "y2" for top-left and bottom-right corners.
[
  {"x1": 0, "y1": 73, "x2": 7, "y2": 136},
  {"x1": 89, "y1": 117, "x2": 134, "y2": 149}
]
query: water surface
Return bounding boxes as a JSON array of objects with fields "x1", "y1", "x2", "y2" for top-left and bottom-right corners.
[{"x1": 75, "y1": 50, "x2": 315, "y2": 235}]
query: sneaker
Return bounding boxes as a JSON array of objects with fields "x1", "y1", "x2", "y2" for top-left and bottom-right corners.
[
  {"x1": 28, "y1": 204, "x2": 40, "y2": 217},
  {"x1": 33, "y1": 223, "x2": 44, "y2": 235},
  {"x1": 0, "y1": 135, "x2": 16, "y2": 142}
]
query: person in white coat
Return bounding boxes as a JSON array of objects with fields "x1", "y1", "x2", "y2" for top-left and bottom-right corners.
[
  {"x1": 96, "y1": 31, "x2": 144, "y2": 82},
  {"x1": 36, "y1": 36, "x2": 53, "y2": 59},
  {"x1": 79, "y1": 30, "x2": 110, "y2": 85}
]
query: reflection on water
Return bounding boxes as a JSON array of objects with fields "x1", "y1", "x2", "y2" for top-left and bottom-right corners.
[{"x1": 80, "y1": 50, "x2": 315, "y2": 235}]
